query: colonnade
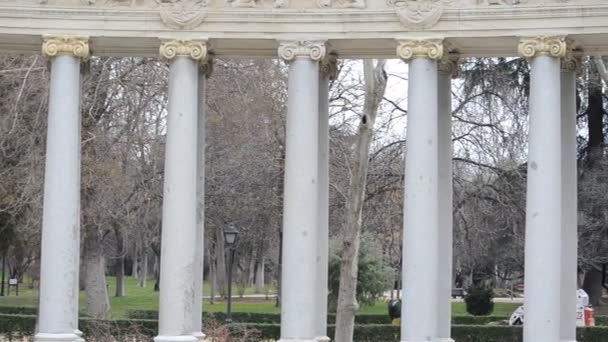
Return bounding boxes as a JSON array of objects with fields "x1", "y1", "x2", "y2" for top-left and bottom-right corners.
[{"x1": 34, "y1": 35, "x2": 579, "y2": 342}]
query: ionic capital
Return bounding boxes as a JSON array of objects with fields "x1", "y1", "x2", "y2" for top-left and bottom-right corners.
[
  {"x1": 320, "y1": 51, "x2": 339, "y2": 81},
  {"x1": 396, "y1": 39, "x2": 444, "y2": 61},
  {"x1": 438, "y1": 52, "x2": 460, "y2": 78},
  {"x1": 518, "y1": 36, "x2": 568, "y2": 59},
  {"x1": 42, "y1": 35, "x2": 90, "y2": 61},
  {"x1": 200, "y1": 52, "x2": 215, "y2": 78},
  {"x1": 278, "y1": 40, "x2": 327, "y2": 62},
  {"x1": 159, "y1": 39, "x2": 209, "y2": 61},
  {"x1": 561, "y1": 48, "x2": 583, "y2": 73}
]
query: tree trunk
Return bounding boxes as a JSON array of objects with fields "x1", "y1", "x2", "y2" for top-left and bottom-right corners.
[
  {"x1": 584, "y1": 60, "x2": 605, "y2": 307},
  {"x1": 276, "y1": 226, "x2": 283, "y2": 307},
  {"x1": 248, "y1": 248, "x2": 256, "y2": 288},
  {"x1": 255, "y1": 253, "x2": 265, "y2": 293},
  {"x1": 1, "y1": 252, "x2": 6, "y2": 296},
  {"x1": 84, "y1": 226, "x2": 110, "y2": 319},
  {"x1": 113, "y1": 225, "x2": 126, "y2": 297},
  {"x1": 583, "y1": 268, "x2": 604, "y2": 307},
  {"x1": 275, "y1": 142, "x2": 286, "y2": 307},
  {"x1": 215, "y1": 228, "x2": 227, "y2": 297},
  {"x1": 132, "y1": 242, "x2": 139, "y2": 279},
  {"x1": 209, "y1": 260, "x2": 216, "y2": 304},
  {"x1": 334, "y1": 59, "x2": 387, "y2": 342},
  {"x1": 115, "y1": 257, "x2": 125, "y2": 297},
  {"x1": 153, "y1": 252, "x2": 160, "y2": 292},
  {"x1": 588, "y1": 62, "x2": 604, "y2": 160},
  {"x1": 138, "y1": 247, "x2": 148, "y2": 288}
]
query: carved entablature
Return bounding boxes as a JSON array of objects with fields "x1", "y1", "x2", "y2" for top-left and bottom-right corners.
[
  {"x1": 25, "y1": 0, "x2": 599, "y2": 8},
  {"x1": 5, "y1": 0, "x2": 606, "y2": 33}
]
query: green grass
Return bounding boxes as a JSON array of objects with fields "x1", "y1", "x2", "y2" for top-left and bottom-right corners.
[{"x1": 0, "y1": 277, "x2": 521, "y2": 319}]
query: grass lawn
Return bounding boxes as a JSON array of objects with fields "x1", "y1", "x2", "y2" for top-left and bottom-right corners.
[{"x1": 0, "y1": 277, "x2": 521, "y2": 319}]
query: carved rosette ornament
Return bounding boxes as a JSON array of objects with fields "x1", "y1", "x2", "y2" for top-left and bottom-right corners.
[
  {"x1": 438, "y1": 51, "x2": 460, "y2": 78},
  {"x1": 388, "y1": 0, "x2": 453, "y2": 30},
  {"x1": 396, "y1": 39, "x2": 444, "y2": 61},
  {"x1": 42, "y1": 36, "x2": 90, "y2": 61},
  {"x1": 159, "y1": 39, "x2": 209, "y2": 61},
  {"x1": 320, "y1": 51, "x2": 339, "y2": 80},
  {"x1": 278, "y1": 41, "x2": 327, "y2": 62},
  {"x1": 518, "y1": 36, "x2": 568, "y2": 59}
]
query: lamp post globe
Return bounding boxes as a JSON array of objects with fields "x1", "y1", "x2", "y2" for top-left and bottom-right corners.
[{"x1": 224, "y1": 223, "x2": 239, "y2": 246}]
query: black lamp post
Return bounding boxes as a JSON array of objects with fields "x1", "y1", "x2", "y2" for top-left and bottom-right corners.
[{"x1": 224, "y1": 223, "x2": 239, "y2": 323}]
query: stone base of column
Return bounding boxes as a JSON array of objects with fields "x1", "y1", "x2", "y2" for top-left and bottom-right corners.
[
  {"x1": 35, "y1": 333, "x2": 80, "y2": 342},
  {"x1": 315, "y1": 335, "x2": 331, "y2": 342},
  {"x1": 154, "y1": 336, "x2": 199, "y2": 342},
  {"x1": 74, "y1": 329, "x2": 85, "y2": 342},
  {"x1": 192, "y1": 332, "x2": 206, "y2": 341}
]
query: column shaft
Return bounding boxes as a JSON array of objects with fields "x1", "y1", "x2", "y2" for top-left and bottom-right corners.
[
  {"x1": 156, "y1": 56, "x2": 199, "y2": 342},
  {"x1": 280, "y1": 57, "x2": 320, "y2": 342},
  {"x1": 437, "y1": 64, "x2": 454, "y2": 342},
  {"x1": 36, "y1": 54, "x2": 82, "y2": 342},
  {"x1": 315, "y1": 72, "x2": 330, "y2": 341},
  {"x1": 560, "y1": 66, "x2": 578, "y2": 342},
  {"x1": 192, "y1": 69, "x2": 207, "y2": 341},
  {"x1": 402, "y1": 57, "x2": 440, "y2": 342},
  {"x1": 523, "y1": 55, "x2": 562, "y2": 342}
]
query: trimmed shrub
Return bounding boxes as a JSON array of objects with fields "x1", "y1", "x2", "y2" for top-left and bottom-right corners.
[
  {"x1": 0, "y1": 306, "x2": 37, "y2": 315},
  {"x1": 128, "y1": 310, "x2": 394, "y2": 324},
  {"x1": 464, "y1": 285, "x2": 495, "y2": 316},
  {"x1": 452, "y1": 315, "x2": 509, "y2": 325},
  {"x1": 453, "y1": 325, "x2": 521, "y2": 342},
  {"x1": 3, "y1": 314, "x2": 608, "y2": 342},
  {"x1": 0, "y1": 313, "x2": 36, "y2": 339},
  {"x1": 578, "y1": 326, "x2": 608, "y2": 342},
  {"x1": 595, "y1": 315, "x2": 608, "y2": 326},
  {"x1": 126, "y1": 309, "x2": 570, "y2": 326}
]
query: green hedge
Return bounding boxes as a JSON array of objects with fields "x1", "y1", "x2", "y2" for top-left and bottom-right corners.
[
  {"x1": 0, "y1": 314, "x2": 36, "y2": 338},
  {"x1": 0, "y1": 306, "x2": 38, "y2": 315},
  {"x1": 3, "y1": 313, "x2": 608, "y2": 342},
  {"x1": 596, "y1": 315, "x2": 608, "y2": 326},
  {"x1": 230, "y1": 324, "x2": 608, "y2": 342},
  {"x1": 127, "y1": 309, "x2": 510, "y2": 325}
]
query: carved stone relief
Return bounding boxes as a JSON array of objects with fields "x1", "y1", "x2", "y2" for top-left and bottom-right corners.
[
  {"x1": 317, "y1": 0, "x2": 365, "y2": 9},
  {"x1": 24, "y1": 0, "x2": 591, "y2": 9},
  {"x1": 388, "y1": 0, "x2": 453, "y2": 30},
  {"x1": 157, "y1": 0, "x2": 209, "y2": 30}
]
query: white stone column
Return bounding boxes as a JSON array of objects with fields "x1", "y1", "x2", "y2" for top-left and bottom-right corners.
[
  {"x1": 437, "y1": 52, "x2": 458, "y2": 342},
  {"x1": 155, "y1": 39, "x2": 207, "y2": 342},
  {"x1": 36, "y1": 36, "x2": 89, "y2": 342},
  {"x1": 397, "y1": 39, "x2": 443, "y2": 342},
  {"x1": 278, "y1": 40, "x2": 326, "y2": 342},
  {"x1": 519, "y1": 36, "x2": 566, "y2": 342},
  {"x1": 560, "y1": 48, "x2": 580, "y2": 342},
  {"x1": 192, "y1": 58, "x2": 212, "y2": 342},
  {"x1": 314, "y1": 52, "x2": 337, "y2": 342}
]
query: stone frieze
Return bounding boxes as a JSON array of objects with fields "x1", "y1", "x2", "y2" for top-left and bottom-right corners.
[{"x1": 0, "y1": 0, "x2": 602, "y2": 32}]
